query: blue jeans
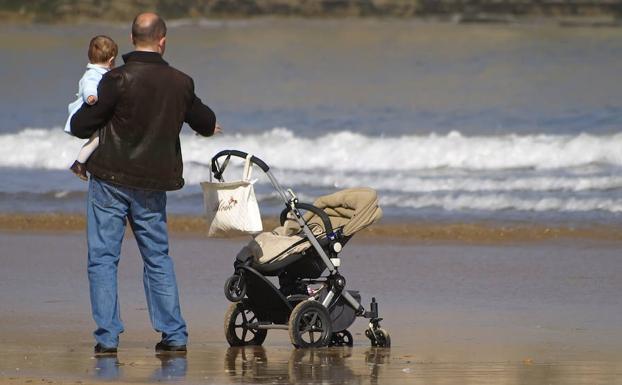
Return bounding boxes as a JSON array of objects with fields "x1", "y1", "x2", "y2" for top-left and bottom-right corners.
[{"x1": 87, "y1": 177, "x2": 187, "y2": 348}]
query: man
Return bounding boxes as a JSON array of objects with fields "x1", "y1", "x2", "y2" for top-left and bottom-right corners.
[{"x1": 71, "y1": 12, "x2": 221, "y2": 355}]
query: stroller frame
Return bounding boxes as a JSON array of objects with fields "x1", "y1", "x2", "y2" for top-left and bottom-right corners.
[{"x1": 212, "y1": 150, "x2": 389, "y2": 348}]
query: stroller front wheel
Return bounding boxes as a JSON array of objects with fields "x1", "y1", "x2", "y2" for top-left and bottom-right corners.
[
  {"x1": 288, "y1": 300, "x2": 332, "y2": 348},
  {"x1": 329, "y1": 330, "x2": 354, "y2": 347},
  {"x1": 224, "y1": 303, "x2": 267, "y2": 346},
  {"x1": 366, "y1": 328, "x2": 391, "y2": 348},
  {"x1": 224, "y1": 274, "x2": 246, "y2": 302}
]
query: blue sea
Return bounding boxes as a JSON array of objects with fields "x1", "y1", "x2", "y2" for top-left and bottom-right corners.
[{"x1": 1, "y1": 19, "x2": 622, "y2": 224}]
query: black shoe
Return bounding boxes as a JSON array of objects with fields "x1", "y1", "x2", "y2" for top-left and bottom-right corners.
[
  {"x1": 155, "y1": 341, "x2": 187, "y2": 354},
  {"x1": 94, "y1": 343, "x2": 117, "y2": 356},
  {"x1": 69, "y1": 160, "x2": 88, "y2": 181}
]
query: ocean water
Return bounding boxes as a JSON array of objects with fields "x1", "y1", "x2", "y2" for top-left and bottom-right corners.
[{"x1": 1, "y1": 19, "x2": 622, "y2": 224}]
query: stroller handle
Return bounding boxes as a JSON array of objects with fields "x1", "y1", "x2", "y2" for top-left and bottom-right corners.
[{"x1": 211, "y1": 150, "x2": 270, "y2": 173}]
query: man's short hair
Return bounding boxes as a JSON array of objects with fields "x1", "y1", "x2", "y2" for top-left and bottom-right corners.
[
  {"x1": 88, "y1": 35, "x2": 118, "y2": 64},
  {"x1": 132, "y1": 13, "x2": 167, "y2": 45}
]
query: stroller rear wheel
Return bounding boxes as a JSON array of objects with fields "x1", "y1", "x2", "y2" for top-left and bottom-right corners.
[
  {"x1": 288, "y1": 300, "x2": 332, "y2": 348},
  {"x1": 224, "y1": 303, "x2": 267, "y2": 346}
]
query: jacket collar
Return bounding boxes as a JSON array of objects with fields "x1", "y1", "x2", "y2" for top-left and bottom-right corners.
[{"x1": 122, "y1": 51, "x2": 168, "y2": 65}]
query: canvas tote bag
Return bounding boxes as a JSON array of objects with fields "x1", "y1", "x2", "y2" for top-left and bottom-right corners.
[{"x1": 201, "y1": 154, "x2": 263, "y2": 237}]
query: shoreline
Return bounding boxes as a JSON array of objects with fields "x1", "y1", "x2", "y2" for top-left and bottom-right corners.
[{"x1": 2, "y1": 212, "x2": 621, "y2": 244}]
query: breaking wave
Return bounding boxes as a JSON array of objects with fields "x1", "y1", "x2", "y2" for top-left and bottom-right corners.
[
  {"x1": 1, "y1": 127, "x2": 621, "y2": 214},
  {"x1": 1, "y1": 127, "x2": 622, "y2": 171}
]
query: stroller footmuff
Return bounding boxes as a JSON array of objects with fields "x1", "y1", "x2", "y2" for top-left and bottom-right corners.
[{"x1": 209, "y1": 150, "x2": 391, "y2": 349}]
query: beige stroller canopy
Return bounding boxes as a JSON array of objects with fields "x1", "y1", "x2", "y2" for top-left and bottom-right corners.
[
  {"x1": 303, "y1": 187, "x2": 383, "y2": 237},
  {"x1": 240, "y1": 188, "x2": 383, "y2": 264}
]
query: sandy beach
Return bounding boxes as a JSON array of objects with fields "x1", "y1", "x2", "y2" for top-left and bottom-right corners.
[{"x1": 1, "y1": 221, "x2": 621, "y2": 384}]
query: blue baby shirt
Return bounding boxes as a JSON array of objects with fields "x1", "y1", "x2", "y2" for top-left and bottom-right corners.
[{"x1": 64, "y1": 63, "x2": 109, "y2": 135}]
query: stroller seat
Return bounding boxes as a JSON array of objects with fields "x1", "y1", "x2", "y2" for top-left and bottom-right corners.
[{"x1": 236, "y1": 187, "x2": 382, "y2": 275}]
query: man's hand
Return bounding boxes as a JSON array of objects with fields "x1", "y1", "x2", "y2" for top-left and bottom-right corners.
[
  {"x1": 86, "y1": 95, "x2": 98, "y2": 105},
  {"x1": 214, "y1": 122, "x2": 223, "y2": 135}
]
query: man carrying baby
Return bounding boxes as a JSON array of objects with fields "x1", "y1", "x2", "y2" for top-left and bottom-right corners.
[{"x1": 71, "y1": 12, "x2": 221, "y2": 356}]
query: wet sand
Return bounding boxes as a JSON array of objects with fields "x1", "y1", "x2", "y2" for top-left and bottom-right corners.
[
  {"x1": 1, "y1": 230, "x2": 621, "y2": 384},
  {"x1": 2, "y1": 213, "x2": 622, "y2": 243}
]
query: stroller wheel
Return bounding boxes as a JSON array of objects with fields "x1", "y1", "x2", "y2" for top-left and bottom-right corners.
[
  {"x1": 224, "y1": 274, "x2": 246, "y2": 302},
  {"x1": 366, "y1": 328, "x2": 391, "y2": 348},
  {"x1": 288, "y1": 300, "x2": 332, "y2": 348},
  {"x1": 329, "y1": 330, "x2": 354, "y2": 347},
  {"x1": 224, "y1": 303, "x2": 267, "y2": 346}
]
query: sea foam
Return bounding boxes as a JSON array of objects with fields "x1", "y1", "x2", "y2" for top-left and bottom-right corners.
[
  {"x1": 1, "y1": 127, "x2": 621, "y2": 214},
  {"x1": 3, "y1": 127, "x2": 620, "y2": 171}
]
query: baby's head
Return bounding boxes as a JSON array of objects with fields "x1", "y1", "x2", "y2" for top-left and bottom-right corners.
[{"x1": 88, "y1": 35, "x2": 118, "y2": 69}]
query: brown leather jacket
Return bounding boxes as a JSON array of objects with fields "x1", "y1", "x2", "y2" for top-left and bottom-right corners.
[{"x1": 71, "y1": 51, "x2": 216, "y2": 191}]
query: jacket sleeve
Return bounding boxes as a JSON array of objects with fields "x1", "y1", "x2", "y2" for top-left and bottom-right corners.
[
  {"x1": 184, "y1": 80, "x2": 216, "y2": 137},
  {"x1": 70, "y1": 72, "x2": 120, "y2": 139}
]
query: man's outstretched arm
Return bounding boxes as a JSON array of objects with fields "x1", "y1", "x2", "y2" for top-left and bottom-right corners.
[
  {"x1": 185, "y1": 82, "x2": 217, "y2": 136},
  {"x1": 70, "y1": 73, "x2": 120, "y2": 139}
]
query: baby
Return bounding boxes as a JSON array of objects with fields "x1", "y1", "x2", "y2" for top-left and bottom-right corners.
[{"x1": 64, "y1": 35, "x2": 118, "y2": 181}]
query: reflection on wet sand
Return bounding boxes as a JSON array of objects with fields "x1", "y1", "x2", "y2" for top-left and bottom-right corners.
[
  {"x1": 151, "y1": 354, "x2": 188, "y2": 381},
  {"x1": 92, "y1": 351, "x2": 189, "y2": 382},
  {"x1": 93, "y1": 356, "x2": 122, "y2": 380},
  {"x1": 224, "y1": 346, "x2": 391, "y2": 384},
  {"x1": 1, "y1": 344, "x2": 621, "y2": 385}
]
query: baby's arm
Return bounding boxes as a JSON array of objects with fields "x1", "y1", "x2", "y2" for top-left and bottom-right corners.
[
  {"x1": 82, "y1": 71, "x2": 101, "y2": 105},
  {"x1": 71, "y1": 72, "x2": 119, "y2": 139}
]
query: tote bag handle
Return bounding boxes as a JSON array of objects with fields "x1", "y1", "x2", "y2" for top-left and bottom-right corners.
[{"x1": 242, "y1": 154, "x2": 253, "y2": 181}]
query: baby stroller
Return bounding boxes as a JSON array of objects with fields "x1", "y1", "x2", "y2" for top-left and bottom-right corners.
[{"x1": 210, "y1": 150, "x2": 391, "y2": 349}]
